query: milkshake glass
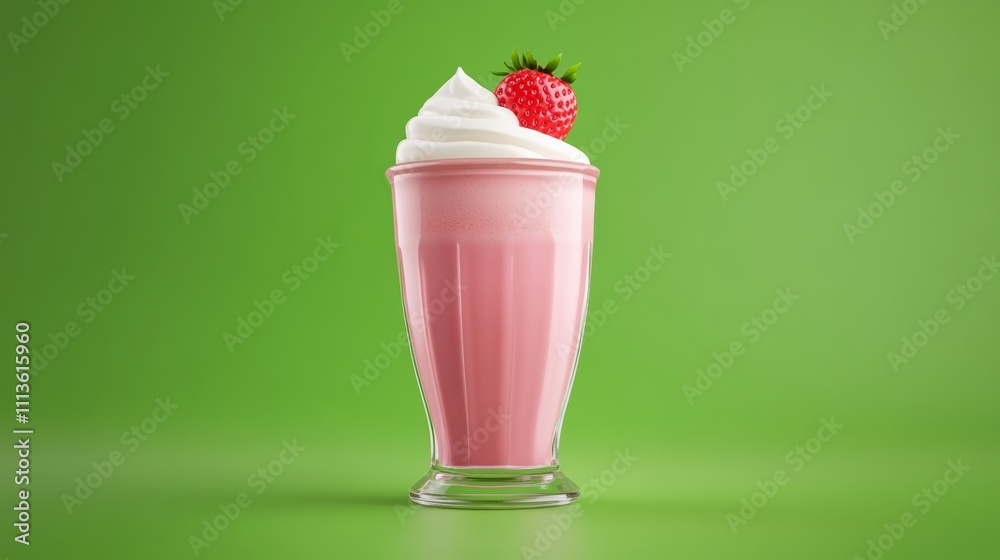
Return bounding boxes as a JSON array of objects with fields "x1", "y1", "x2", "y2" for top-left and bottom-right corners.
[{"x1": 387, "y1": 158, "x2": 598, "y2": 508}]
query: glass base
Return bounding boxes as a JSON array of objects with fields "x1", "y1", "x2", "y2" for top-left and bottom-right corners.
[{"x1": 409, "y1": 467, "x2": 580, "y2": 509}]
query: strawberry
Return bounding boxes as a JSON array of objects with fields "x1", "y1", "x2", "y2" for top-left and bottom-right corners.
[{"x1": 493, "y1": 50, "x2": 581, "y2": 140}]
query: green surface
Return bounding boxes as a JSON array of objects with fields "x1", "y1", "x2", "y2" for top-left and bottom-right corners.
[{"x1": 2, "y1": 0, "x2": 999, "y2": 558}]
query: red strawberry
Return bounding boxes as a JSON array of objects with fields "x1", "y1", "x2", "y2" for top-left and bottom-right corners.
[{"x1": 493, "y1": 50, "x2": 581, "y2": 140}]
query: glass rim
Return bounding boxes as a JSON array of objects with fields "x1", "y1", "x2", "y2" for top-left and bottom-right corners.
[{"x1": 386, "y1": 157, "x2": 600, "y2": 180}]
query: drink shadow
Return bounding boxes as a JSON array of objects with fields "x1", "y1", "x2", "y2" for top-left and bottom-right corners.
[
  {"x1": 257, "y1": 489, "x2": 404, "y2": 509},
  {"x1": 398, "y1": 503, "x2": 584, "y2": 560}
]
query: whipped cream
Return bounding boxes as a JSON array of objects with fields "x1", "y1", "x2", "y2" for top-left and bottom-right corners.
[{"x1": 395, "y1": 68, "x2": 589, "y2": 165}]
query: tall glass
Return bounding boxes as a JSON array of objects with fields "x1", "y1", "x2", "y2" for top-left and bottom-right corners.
[{"x1": 387, "y1": 158, "x2": 599, "y2": 509}]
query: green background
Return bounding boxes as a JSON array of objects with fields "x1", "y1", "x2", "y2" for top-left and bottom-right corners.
[{"x1": 2, "y1": 0, "x2": 998, "y2": 558}]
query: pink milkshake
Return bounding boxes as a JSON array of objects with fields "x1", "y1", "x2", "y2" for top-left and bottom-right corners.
[
  {"x1": 390, "y1": 67, "x2": 597, "y2": 508},
  {"x1": 389, "y1": 159, "x2": 597, "y2": 507}
]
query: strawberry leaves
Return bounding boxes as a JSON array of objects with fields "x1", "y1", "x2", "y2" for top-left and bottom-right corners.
[
  {"x1": 493, "y1": 49, "x2": 581, "y2": 84},
  {"x1": 543, "y1": 53, "x2": 562, "y2": 74},
  {"x1": 560, "y1": 62, "x2": 581, "y2": 84}
]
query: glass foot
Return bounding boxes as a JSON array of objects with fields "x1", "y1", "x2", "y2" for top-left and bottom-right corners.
[{"x1": 409, "y1": 467, "x2": 580, "y2": 509}]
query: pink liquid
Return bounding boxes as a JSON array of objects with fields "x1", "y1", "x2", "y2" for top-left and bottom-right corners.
[{"x1": 391, "y1": 161, "x2": 596, "y2": 469}]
